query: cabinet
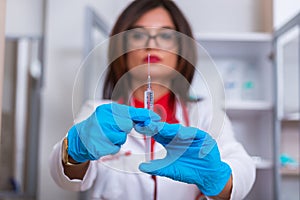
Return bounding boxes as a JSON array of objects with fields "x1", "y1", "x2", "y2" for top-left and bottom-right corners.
[
  {"x1": 195, "y1": 33, "x2": 275, "y2": 199},
  {"x1": 274, "y1": 12, "x2": 300, "y2": 200},
  {"x1": 0, "y1": 37, "x2": 43, "y2": 199}
]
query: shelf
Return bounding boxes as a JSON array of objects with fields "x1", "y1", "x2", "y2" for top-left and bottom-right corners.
[
  {"x1": 252, "y1": 156, "x2": 273, "y2": 169},
  {"x1": 225, "y1": 100, "x2": 273, "y2": 111},
  {"x1": 281, "y1": 167, "x2": 300, "y2": 176},
  {"x1": 195, "y1": 32, "x2": 273, "y2": 63},
  {"x1": 195, "y1": 32, "x2": 272, "y2": 42},
  {"x1": 281, "y1": 113, "x2": 300, "y2": 121}
]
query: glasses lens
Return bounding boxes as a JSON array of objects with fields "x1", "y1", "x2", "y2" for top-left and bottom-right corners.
[
  {"x1": 126, "y1": 29, "x2": 148, "y2": 49},
  {"x1": 156, "y1": 29, "x2": 178, "y2": 49}
]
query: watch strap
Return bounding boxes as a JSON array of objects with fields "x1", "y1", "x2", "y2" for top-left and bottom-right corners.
[{"x1": 62, "y1": 137, "x2": 82, "y2": 166}]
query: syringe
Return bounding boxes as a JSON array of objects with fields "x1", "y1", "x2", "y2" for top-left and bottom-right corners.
[{"x1": 144, "y1": 53, "x2": 154, "y2": 162}]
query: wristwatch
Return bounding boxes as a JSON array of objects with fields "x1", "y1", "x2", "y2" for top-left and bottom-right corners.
[{"x1": 62, "y1": 137, "x2": 81, "y2": 166}]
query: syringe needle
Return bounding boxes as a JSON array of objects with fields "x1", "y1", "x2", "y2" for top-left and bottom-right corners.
[
  {"x1": 144, "y1": 53, "x2": 153, "y2": 162},
  {"x1": 147, "y1": 54, "x2": 151, "y2": 89}
]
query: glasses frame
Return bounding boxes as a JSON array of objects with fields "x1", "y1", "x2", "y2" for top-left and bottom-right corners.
[{"x1": 125, "y1": 27, "x2": 180, "y2": 50}]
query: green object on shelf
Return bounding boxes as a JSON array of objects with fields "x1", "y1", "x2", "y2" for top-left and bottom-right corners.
[
  {"x1": 280, "y1": 153, "x2": 298, "y2": 167},
  {"x1": 243, "y1": 81, "x2": 254, "y2": 89}
]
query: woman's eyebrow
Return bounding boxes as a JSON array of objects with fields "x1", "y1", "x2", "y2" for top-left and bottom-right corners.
[{"x1": 129, "y1": 25, "x2": 176, "y2": 30}]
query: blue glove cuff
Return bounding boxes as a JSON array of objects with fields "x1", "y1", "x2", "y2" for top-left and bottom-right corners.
[
  {"x1": 67, "y1": 125, "x2": 96, "y2": 163},
  {"x1": 197, "y1": 162, "x2": 232, "y2": 196}
]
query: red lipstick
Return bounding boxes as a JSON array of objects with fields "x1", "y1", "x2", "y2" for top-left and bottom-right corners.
[{"x1": 143, "y1": 55, "x2": 161, "y2": 63}]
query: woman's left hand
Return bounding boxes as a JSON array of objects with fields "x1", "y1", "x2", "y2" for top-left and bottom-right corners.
[{"x1": 136, "y1": 122, "x2": 232, "y2": 197}]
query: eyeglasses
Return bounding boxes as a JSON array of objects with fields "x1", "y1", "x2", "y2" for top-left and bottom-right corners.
[{"x1": 126, "y1": 28, "x2": 179, "y2": 50}]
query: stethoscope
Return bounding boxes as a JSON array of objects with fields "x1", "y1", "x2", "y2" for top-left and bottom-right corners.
[
  {"x1": 119, "y1": 97, "x2": 206, "y2": 200},
  {"x1": 131, "y1": 97, "x2": 191, "y2": 200}
]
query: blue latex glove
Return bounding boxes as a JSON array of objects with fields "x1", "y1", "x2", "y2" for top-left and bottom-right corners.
[
  {"x1": 137, "y1": 122, "x2": 232, "y2": 196},
  {"x1": 67, "y1": 103, "x2": 161, "y2": 163}
]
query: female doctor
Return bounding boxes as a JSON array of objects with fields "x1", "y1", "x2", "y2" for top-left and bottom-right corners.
[{"x1": 49, "y1": 0, "x2": 255, "y2": 199}]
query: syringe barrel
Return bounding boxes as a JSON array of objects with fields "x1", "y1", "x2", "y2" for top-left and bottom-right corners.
[
  {"x1": 144, "y1": 89, "x2": 154, "y2": 162},
  {"x1": 144, "y1": 89, "x2": 154, "y2": 110}
]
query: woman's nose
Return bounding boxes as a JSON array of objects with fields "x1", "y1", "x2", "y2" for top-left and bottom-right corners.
[{"x1": 146, "y1": 37, "x2": 158, "y2": 49}]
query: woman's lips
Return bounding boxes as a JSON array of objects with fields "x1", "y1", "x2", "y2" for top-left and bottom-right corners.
[{"x1": 143, "y1": 55, "x2": 161, "y2": 63}]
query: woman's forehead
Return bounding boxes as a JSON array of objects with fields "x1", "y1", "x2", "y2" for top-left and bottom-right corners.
[{"x1": 133, "y1": 7, "x2": 175, "y2": 29}]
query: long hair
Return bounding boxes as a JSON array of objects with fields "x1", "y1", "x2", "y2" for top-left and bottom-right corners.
[{"x1": 102, "y1": 0, "x2": 197, "y2": 103}]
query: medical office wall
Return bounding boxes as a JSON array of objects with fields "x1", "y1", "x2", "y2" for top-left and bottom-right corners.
[
  {"x1": 40, "y1": 1, "x2": 132, "y2": 200},
  {"x1": 41, "y1": 1, "x2": 274, "y2": 200},
  {"x1": 1, "y1": 0, "x2": 44, "y2": 199},
  {"x1": 273, "y1": 0, "x2": 300, "y2": 30},
  {"x1": 0, "y1": 1, "x2": 5, "y2": 125},
  {"x1": 0, "y1": 0, "x2": 280, "y2": 200}
]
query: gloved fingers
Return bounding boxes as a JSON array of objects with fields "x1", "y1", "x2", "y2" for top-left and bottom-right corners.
[
  {"x1": 67, "y1": 125, "x2": 121, "y2": 162},
  {"x1": 96, "y1": 103, "x2": 161, "y2": 132},
  {"x1": 77, "y1": 126, "x2": 122, "y2": 159},
  {"x1": 198, "y1": 134, "x2": 218, "y2": 159},
  {"x1": 150, "y1": 122, "x2": 187, "y2": 145},
  {"x1": 74, "y1": 116, "x2": 127, "y2": 160},
  {"x1": 154, "y1": 122, "x2": 210, "y2": 141},
  {"x1": 134, "y1": 120, "x2": 164, "y2": 136},
  {"x1": 139, "y1": 159, "x2": 171, "y2": 176},
  {"x1": 105, "y1": 114, "x2": 135, "y2": 133},
  {"x1": 108, "y1": 103, "x2": 161, "y2": 122},
  {"x1": 153, "y1": 122, "x2": 180, "y2": 139},
  {"x1": 78, "y1": 113, "x2": 128, "y2": 146},
  {"x1": 129, "y1": 106, "x2": 161, "y2": 123},
  {"x1": 84, "y1": 140, "x2": 121, "y2": 158},
  {"x1": 95, "y1": 103, "x2": 133, "y2": 131},
  {"x1": 112, "y1": 107, "x2": 160, "y2": 133}
]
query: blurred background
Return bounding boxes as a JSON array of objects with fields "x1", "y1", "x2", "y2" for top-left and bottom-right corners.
[{"x1": 0, "y1": 0, "x2": 299, "y2": 199}]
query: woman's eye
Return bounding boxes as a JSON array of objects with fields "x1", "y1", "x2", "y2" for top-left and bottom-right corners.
[
  {"x1": 159, "y1": 33, "x2": 173, "y2": 40},
  {"x1": 132, "y1": 32, "x2": 146, "y2": 40}
]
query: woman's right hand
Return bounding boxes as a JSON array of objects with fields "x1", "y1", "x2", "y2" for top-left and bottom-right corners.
[{"x1": 67, "y1": 103, "x2": 161, "y2": 163}]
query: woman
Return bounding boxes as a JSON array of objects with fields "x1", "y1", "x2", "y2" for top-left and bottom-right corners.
[{"x1": 49, "y1": 1, "x2": 255, "y2": 199}]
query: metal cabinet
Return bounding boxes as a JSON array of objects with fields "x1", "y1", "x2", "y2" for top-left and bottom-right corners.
[{"x1": 274, "y1": 12, "x2": 300, "y2": 200}]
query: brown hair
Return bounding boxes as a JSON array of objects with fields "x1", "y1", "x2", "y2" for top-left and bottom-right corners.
[{"x1": 103, "y1": 0, "x2": 197, "y2": 103}]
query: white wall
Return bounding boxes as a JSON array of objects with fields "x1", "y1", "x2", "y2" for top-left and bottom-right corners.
[
  {"x1": 39, "y1": 1, "x2": 130, "y2": 200},
  {"x1": 273, "y1": 0, "x2": 300, "y2": 30},
  {"x1": 174, "y1": 0, "x2": 272, "y2": 33},
  {"x1": 0, "y1": 0, "x2": 6, "y2": 138},
  {"x1": 5, "y1": 0, "x2": 44, "y2": 37}
]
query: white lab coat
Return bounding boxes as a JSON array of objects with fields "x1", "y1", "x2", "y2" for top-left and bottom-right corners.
[{"x1": 49, "y1": 99, "x2": 255, "y2": 200}]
